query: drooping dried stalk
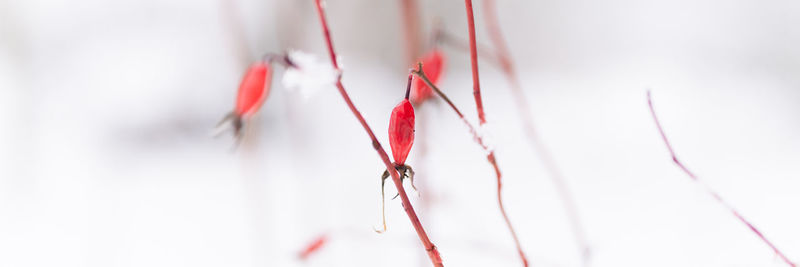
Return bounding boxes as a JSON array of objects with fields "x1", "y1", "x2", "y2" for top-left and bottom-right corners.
[{"x1": 312, "y1": 1, "x2": 443, "y2": 266}]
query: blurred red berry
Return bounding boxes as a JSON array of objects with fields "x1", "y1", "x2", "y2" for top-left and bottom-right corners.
[
  {"x1": 215, "y1": 61, "x2": 273, "y2": 139},
  {"x1": 389, "y1": 99, "x2": 415, "y2": 165},
  {"x1": 235, "y1": 62, "x2": 272, "y2": 117},
  {"x1": 410, "y1": 50, "x2": 445, "y2": 104},
  {"x1": 298, "y1": 234, "x2": 328, "y2": 260}
]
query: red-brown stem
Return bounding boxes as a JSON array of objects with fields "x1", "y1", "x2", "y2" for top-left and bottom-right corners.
[
  {"x1": 412, "y1": 65, "x2": 478, "y2": 148},
  {"x1": 312, "y1": 1, "x2": 443, "y2": 266},
  {"x1": 398, "y1": 0, "x2": 421, "y2": 64},
  {"x1": 414, "y1": 105, "x2": 434, "y2": 267},
  {"x1": 462, "y1": 1, "x2": 527, "y2": 265},
  {"x1": 463, "y1": 0, "x2": 487, "y2": 125},
  {"x1": 405, "y1": 73, "x2": 413, "y2": 100},
  {"x1": 414, "y1": 65, "x2": 528, "y2": 267},
  {"x1": 647, "y1": 91, "x2": 797, "y2": 267},
  {"x1": 488, "y1": 153, "x2": 527, "y2": 267},
  {"x1": 481, "y1": 0, "x2": 591, "y2": 264}
]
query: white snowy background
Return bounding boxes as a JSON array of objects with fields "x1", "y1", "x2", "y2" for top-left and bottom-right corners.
[{"x1": 1, "y1": 0, "x2": 799, "y2": 266}]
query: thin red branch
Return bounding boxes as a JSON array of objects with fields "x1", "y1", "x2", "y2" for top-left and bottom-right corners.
[
  {"x1": 487, "y1": 153, "x2": 527, "y2": 267},
  {"x1": 412, "y1": 65, "x2": 527, "y2": 267},
  {"x1": 312, "y1": 1, "x2": 443, "y2": 266},
  {"x1": 463, "y1": 0, "x2": 487, "y2": 125},
  {"x1": 462, "y1": 1, "x2": 527, "y2": 265},
  {"x1": 412, "y1": 64, "x2": 478, "y2": 149},
  {"x1": 647, "y1": 91, "x2": 796, "y2": 267},
  {"x1": 481, "y1": 0, "x2": 591, "y2": 264}
]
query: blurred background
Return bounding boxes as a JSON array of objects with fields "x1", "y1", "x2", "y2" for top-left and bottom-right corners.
[{"x1": 1, "y1": 0, "x2": 799, "y2": 266}]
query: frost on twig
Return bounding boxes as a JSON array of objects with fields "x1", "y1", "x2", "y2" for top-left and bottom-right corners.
[{"x1": 476, "y1": 122, "x2": 496, "y2": 154}]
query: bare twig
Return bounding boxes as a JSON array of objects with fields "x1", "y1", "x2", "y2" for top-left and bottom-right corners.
[
  {"x1": 416, "y1": 61, "x2": 527, "y2": 267},
  {"x1": 312, "y1": 1, "x2": 443, "y2": 266},
  {"x1": 647, "y1": 91, "x2": 796, "y2": 267},
  {"x1": 463, "y1": 1, "x2": 528, "y2": 265},
  {"x1": 481, "y1": 0, "x2": 591, "y2": 264},
  {"x1": 413, "y1": 64, "x2": 482, "y2": 150},
  {"x1": 463, "y1": 0, "x2": 487, "y2": 125}
]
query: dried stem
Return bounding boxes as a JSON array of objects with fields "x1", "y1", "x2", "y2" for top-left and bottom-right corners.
[
  {"x1": 312, "y1": 1, "x2": 443, "y2": 266},
  {"x1": 481, "y1": 0, "x2": 591, "y2": 264},
  {"x1": 414, "y1": 64, "x2": 528, "y2": 267},
  {"x1": 405, "y1": 73, "x2": 413, "y2": 100},
  {"x1": 463, "y1": 0, "x2": 487, "y2": 125},
  {"x1": 647, "y1": 91, "x2": 796, "y2": 267}
]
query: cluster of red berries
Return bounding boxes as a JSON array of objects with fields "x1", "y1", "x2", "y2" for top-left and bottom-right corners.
[
  {"x1": 377, "y1": 49, "x2": 446, "y2": 232},
  {"x1": 384, "y1": 49, "x2": 446, "y2": 186},
  {"x1": 215, "y1": 50, "x2": 447, "y2": 233}
]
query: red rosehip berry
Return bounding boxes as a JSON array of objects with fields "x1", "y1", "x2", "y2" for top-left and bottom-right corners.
[
  {"x1": 410, "y1": 49, "x2": 445, "y2": 104},
  {"x1": 235, "y1": 62, "x2": 272, "y2": 118},
  {"x1": 215, "y1": 61, "x2": 273, "y2": 139},
  {"x1": 376, "y1": 74, "x2": 419, "y2": 233},
  {"x1": 388, "y1": 99, "x2": 415, "y2": 165}
]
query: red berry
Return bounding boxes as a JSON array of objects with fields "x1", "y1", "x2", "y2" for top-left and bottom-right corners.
[
  {"x1": 235, "y1": 62, "x2": 272, "y2": 118},
  {"x1": 410, "y1": 50, "x2": 445, "y2": 103},
  {"x1": 298, "y1": 234, "x2": 328, "y2": 260},
  {"x1": 389, "y1": 99, "x2": 415, "y2": 165}
]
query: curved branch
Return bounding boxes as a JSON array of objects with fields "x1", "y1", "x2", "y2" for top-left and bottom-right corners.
[{"x1": 647, "y1": 91, "x2": 796, "y2": 267}]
